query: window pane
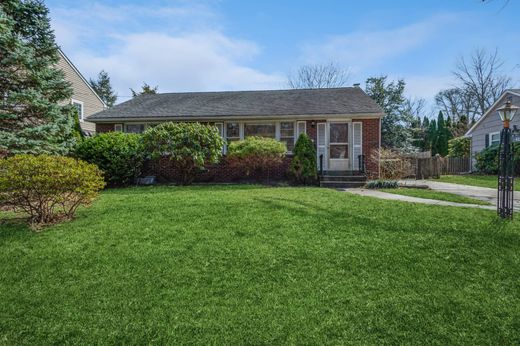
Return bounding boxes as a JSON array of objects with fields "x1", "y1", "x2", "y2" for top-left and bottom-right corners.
[
  {"x1": 244, "y1": 124, "x2": 275, "y2": 138},
  {"x1": 126, "y1": 124, "x2": 145, "y2": 133},
  {"x1": 280, "y1": 122, "x2": 294, "y2": 137},
  {"x1": 330, "y1": 145, "x2": 348, "y2": 159},
  {"x1": 330, "y1": 123, "x2": 348, "y2": 143},
  {"x1": 226, "y1": 123, "x2": 240, "y2": 138}
]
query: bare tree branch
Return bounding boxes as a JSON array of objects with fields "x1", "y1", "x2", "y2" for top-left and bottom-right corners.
[{"x1": 287, "y1": 62, "x2": 350, "y2": 89}]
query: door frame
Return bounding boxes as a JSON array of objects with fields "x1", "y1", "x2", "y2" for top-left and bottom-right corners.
[{"x1": 327, "y1": 120, "x2": 351, "y2": 171}]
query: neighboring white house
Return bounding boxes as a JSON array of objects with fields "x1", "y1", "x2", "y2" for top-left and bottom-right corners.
[
  {"x1": 465, "y1": 89, "x2": 520, "y2": 158},
  {"x1": 56, "y1": 49, "x2": 106, "y2": 134}
]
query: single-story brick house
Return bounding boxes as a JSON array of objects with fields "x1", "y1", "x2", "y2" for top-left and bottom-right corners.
[{"x1": 88, "y1": 87, "x2": 384, "y2": 182}]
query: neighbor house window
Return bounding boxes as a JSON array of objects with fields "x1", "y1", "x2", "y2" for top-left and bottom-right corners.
[
  {"x1": 244, "y1": 123, "x2": 276, "y2": 138},
  {"x1": 280, "y1": 122, "x2": 295, "y2": 152},
  {"x1": 125, "y1": 124, "x2": 146, "y2": 134},
  {"x1": 71, "y1": 99, "x2": 84, "y2": 121},
  {"x1": 226, "y1": 123, "x2": 240, "y2": 142},
  {"x1": 489, "y1": 132, "x2": 500, "y2": 146}
]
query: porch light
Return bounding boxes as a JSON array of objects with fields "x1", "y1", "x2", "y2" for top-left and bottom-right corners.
[{"x1": 497, "y1": 100, "x2": 519, "y2": 128}]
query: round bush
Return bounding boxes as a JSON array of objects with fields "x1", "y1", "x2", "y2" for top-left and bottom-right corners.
[
  {"x1": 0, "y1": 155, "x2": 105, "y2": 227},
  {"x1": 227, "y1": 137, "x2": 286, "y2": 177},
  {"x1": 143, "y1": 122, "x2": 225, "y2": 185},
  {"x1": 75, "y1": 132, "x2": 145, "y2": 186}
]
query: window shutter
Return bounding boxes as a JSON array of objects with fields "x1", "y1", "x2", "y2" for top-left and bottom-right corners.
[
  {"x1": 352, "y1": 122, "x2": 362, "y2": 170},
  {"x1": 296, "y1": 121, "x2": 306, "y2": 138},
  {"x1": 485, "y1": 134, "x2": 489, "y2": 148}
]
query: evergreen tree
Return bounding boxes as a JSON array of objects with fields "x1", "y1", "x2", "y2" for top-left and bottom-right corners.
[
  {"x1": 89, "y1": 70, "x2": 117, "y2": 107},
  {"x1": 0, "y1": 0, "x2": 76, "y2": 155},
  {"x1": 130, "y1": 82, "x2": 158, "y2": 97},
  {"x1": 365, "y1": 76, "x2": 410, "y2": 149},
  {"x1": 436, "y1": 111, "x2": 450, "y2": 156},
  {"x1": 421, "y1": 116, "x2": 431, "y2": 151}
]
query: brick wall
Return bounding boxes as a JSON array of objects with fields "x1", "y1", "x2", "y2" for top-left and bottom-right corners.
[
  {"x1": 144, "y1": 156, "x2": 292, "y2": 184},
  {"x1": 96, "y1": 123, "x2": 115, "y2": 133},
  {"x1": 353, "y1": 118, "x2": 380, "y2": 178}
]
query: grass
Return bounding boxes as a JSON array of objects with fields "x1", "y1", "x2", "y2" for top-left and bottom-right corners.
[
  {"x1": 434, "y1": 174, "x2": 520, "y2": 191},
  {"x1": 380, "y1": 187, "x2": 491, "y2": 205},
  {"x1": 1, "y1": 185, "x2": 520, "y2": 344}
]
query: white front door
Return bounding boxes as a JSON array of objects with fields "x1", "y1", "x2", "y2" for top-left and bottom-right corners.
[{"x1": 328, "y1": 121, "x2": 350, "y2": 171}]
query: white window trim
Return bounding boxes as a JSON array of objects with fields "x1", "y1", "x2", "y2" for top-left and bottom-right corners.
[
  {"x1": 114, "y1": 124, "x2": 123, "y2": 132},
  {"x1": 489, "y1": 131, "x2": 500, "y2": 146},
  {"x1": 71, "y1": 99, "x2": 84, "y2": 122},
  {"x1": 280, "y1": 121, "x2": 296, "y2": 153}
]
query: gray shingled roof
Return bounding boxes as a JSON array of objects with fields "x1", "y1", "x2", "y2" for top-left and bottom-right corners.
[{"x1": 88, "y1": 87, "x2": 384, "y2": 121}]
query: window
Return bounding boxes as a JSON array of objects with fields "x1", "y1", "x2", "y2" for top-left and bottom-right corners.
[
  {"x1": 244, "y1": 123, "x2": 276, "y2": 138},
  {"x1": 280, "y1": 122, "x2": 295, "y2": 152},
  {"x1": 226, "y1": 123, "x2": 240, "y2": 142},
  {"x1": 114, "y1": 124, "x2": 123, "y2": 132},
  {"x1": 125, "y1": 124, "x2": 146, "y2": 134},
  {"x1": 71, "y1": 99, "x2": 84, "y2": 121},
  {"x1": 489, "y1": 132, "x2": 500, "y2": 146},
  {"x1": 296, "y1": 121, "x2": 306, "y2": 138},
  {"x1": 329, "y1": 122, "x2": 349, "y2": 159}
]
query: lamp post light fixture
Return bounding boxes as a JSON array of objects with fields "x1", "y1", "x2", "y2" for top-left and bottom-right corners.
[{"x1": 496, "y1": 100, "x2": 519, "y2": 218}]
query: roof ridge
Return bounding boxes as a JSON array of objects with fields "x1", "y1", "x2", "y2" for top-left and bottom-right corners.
[{"x1": 142, "y1": 87, "x2": 360, "y2": 96}]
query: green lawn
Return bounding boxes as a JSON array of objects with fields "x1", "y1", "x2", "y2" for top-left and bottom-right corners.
[
  {"x1": 434, "y1": 174, "x2": 520, "y2": 191},
  {"x1": 380, "y1": 187, "x2": 491, "y2": 205},
  {"x1": 1, "y1": 185, "x2": 520, "y2": 344}
]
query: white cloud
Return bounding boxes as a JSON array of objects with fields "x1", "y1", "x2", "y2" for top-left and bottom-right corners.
[
  {"x1": 49, "y1": 2, "x2": 284, "y2": 102},
  {"x1": 300, "y1": 14, "x2": 457, "y2": 71}
]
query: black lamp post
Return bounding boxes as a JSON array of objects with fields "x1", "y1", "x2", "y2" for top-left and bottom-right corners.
[{"x1": 496, "y1": 100, "x2": 519, "y2": 218}]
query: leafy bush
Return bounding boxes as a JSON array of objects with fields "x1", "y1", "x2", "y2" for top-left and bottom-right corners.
[
  {"x1": 475, "y1": 142, "x2": 520, "y2": 174},
  {"x1": 0, "y1": 155, "x2": 105, "y2": 228},
  {"x1": 475, "y1": 145, "x2": 499, "y2": 174},
  {"x1": 366, "y1": 180, "x2": 399, "y2": 189},
  {"x1": 143, "y1": 122, "x2": 225, "y2": 185},
  {"x1": 290, "y1": 134, "x2": 317, "y2": 184},
  {"x1": 447, "y1": 137, "x2": 470, "y2": 157},
  {"x1": 227, "y1": 136, "x2": 286, "y2": 178},
  {"x1": 75, "y1": 132, "x2": 145, "y2": 186}
]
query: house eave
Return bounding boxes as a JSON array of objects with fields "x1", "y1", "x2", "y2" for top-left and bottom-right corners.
[{"x1": 87, "y1": 112, "x2": 384, "y2": 123}]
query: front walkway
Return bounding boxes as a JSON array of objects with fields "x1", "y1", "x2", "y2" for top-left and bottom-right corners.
[{"x1": 344, "y1": 188, "x2": 495, "y2": 210}]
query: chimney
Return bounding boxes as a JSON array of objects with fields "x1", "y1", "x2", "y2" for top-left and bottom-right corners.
[{"x1": 353, "y1": 83, "x2": 360, "y2": 88}]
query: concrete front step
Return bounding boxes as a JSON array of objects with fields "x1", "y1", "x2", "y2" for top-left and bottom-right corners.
[{"x1": 320, "y1": 181, "x2": 366, "y2": 189}]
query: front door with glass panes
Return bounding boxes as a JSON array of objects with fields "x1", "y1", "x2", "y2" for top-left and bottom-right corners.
[{"x1": 328, "y1": 121, "x2": 350, "y2": 171}]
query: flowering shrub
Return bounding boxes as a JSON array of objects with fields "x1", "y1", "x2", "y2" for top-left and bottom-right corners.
[{"x1": 0, "y1": 155, "x2": 105, "y2": 228}]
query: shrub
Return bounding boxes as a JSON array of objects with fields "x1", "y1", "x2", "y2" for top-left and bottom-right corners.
[
  {"x1": 227, "y1": 137, "x2": 286, "y2": 178},
  {"x1": 290, "y1": 134, "x2": 317, "y2": 185},
  {"x1": 75, "y1": 132, "x2": 145, "y2": 186},
  {"x1": 447, "y1": 137, "x2": 470, "y2": 157},
  {"x1": 0, "y1": 155, "x2": 105, "y2": 228},
  {"x1": 475, "y1": 144, "x2": 499, "y2": 174},
  {"x1": 371, "y1": 148, "x2": 413, "y2": 180},
  {"x1": 475, "y1": 142, "x2": 520, "y2": 175},
  {"x1": 143, "y1": 122, "x2": 225, "y2": 185},
  {"x1": 366, "y1": 180, "x2": 399, "y2": 189}
]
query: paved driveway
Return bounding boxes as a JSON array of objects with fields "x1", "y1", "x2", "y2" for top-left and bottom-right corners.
[{"x1": 399, "y1": 179, "x2": 520, "y2": 210}]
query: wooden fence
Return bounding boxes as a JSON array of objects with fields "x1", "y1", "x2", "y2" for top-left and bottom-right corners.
[{"x1": 415, "y1": 156, "x2": 471, "y2": 179}]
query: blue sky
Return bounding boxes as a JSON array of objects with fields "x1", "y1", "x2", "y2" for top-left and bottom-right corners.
[{"x1": 46, "y1": 0, "x2": 519, "y2": 107}]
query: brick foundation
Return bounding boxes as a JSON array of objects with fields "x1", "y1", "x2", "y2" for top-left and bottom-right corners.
[{"x1": 144, "y1": 156, "x2": 292, "y2": 184}]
